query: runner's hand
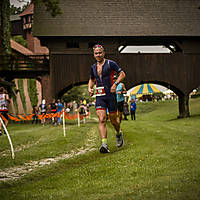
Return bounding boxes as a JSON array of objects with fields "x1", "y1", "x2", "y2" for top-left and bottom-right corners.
[
  {"x1": 110, "y1": 84, "x2": 117, "y2": 93},
  {"x1": 88, "y1": 88, "x2": 94, "y2": 96}
]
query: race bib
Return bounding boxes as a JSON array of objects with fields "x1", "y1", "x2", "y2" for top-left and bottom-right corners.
[{"x1": 96, "y1": 87, "x2": 106, "y2": 96}]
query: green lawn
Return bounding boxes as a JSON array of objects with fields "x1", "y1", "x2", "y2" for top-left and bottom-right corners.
[{"x1": 0, "y1": 98, "x2": 200, "y2": 200}]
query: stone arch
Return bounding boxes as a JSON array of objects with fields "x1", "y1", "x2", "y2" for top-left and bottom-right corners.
[{"x1": 57, "y1": 81, "x2": 88, "y2": 99}]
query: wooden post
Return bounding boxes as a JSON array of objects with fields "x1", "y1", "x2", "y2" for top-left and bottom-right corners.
[{"x1": 178, "y1": 93, "x2": 190, "y2": 118}]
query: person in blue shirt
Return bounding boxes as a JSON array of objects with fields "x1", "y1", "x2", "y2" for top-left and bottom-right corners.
[
  {"x1": 114, "y1": 76, "x2": 127, "y2": 122},
  {"x1": 88, "y1": 44, "x2": 126, "y2": 153},
  {"x1": 56, "y1": 99, "x2": 64, "y2": 125},
  {"x1": 130, "y1": 99, "x2": 136, "y2": 120}
]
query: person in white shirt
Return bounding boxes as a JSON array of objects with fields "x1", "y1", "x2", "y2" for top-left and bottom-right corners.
[{"x1": 0, "y1": 87, "x2": 10, "y2": 135}]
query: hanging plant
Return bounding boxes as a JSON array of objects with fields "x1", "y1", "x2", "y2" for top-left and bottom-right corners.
[{"x1": 1, "y1": 0, "x2": 11, "y2": 55}]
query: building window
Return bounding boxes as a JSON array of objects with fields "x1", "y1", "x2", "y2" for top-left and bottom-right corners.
[{"x1": 66, "y1": 42, "x2": 79, "y2": 48}]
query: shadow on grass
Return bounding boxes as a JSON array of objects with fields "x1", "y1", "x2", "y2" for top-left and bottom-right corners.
[
  {"x1": 165, "y1": 113, "x2": 200, "y2": 122},
  {"x1": 65, "y1": 120, "x2": 97, "y2": 125}
]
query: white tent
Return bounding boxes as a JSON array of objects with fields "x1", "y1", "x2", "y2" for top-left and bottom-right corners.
[{"x1": 163, "y1": 89, "x2": 174, "y2": 95}]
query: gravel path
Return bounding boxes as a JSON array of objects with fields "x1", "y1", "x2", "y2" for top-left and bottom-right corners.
[{"x1": 0, "y1": 126, "x2": 98, "y2": 182}]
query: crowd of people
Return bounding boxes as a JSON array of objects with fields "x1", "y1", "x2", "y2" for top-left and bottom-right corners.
[
  {"x1": 31, "y1": 98, "x2": 91, "y2": 126},
  {"x1": 31, "y1": 98, "x2": 64, "y2": 126}
]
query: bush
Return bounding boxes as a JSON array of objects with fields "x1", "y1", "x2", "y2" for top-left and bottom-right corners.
[
  {"x1": 18, "y1": 79, "x2": 27, "y2": 113},
  {"x1": 27, "y1": 79, "x2": 38, "y2": 107}
]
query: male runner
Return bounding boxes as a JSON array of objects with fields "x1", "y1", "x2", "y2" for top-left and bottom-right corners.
[{"x1": 88, "y1": 44, "x2": 126, "y2": 153}]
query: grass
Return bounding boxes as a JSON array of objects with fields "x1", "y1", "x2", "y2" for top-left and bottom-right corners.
[{"x1": 0, "y1": 98, "x2": 200, "y2": 200}]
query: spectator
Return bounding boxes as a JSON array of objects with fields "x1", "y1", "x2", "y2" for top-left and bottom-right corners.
[
  {"x1": 49, "y1": 99, "x2": 57, "y2": 125},
  {"x1": 32, "y1": 105, "x2": 38, "y2": 124},
  {"x1": 39, "y1": 99, "x2": 47, "y2": 125},
  {"x1": 56, "y1": 99, "x2": 64, "y2": 125},
  {"x1": 130, "y1": 99, "x2": 136, "y2": 120},
  {"x1": 123, "y1": 100, "x2": 129, "y2": 120},
  {"x1": 0, "y1": 87, "x2": 10, "y2": 135}
]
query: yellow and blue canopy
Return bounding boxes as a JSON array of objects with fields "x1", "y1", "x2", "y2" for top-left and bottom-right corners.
[{"x1": 130, "y1": 83, "x2": 161, "y2": 96}]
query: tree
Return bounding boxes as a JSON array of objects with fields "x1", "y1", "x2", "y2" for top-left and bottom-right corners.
[
  {"x1": 62, "y1": 85, "x2": 94, "y2": 103},
  {"x1": 35, "y1": 0, "x2": 62, "y2": 17},
  {"x1": 0, "y1": 0, "x2": 11, "y2": 54},
  {"x1": 10, "y1": 4, "x2": 22, "y2": 15},
  {"x1": 16, "y1": 0, "x2": 62, "y2": 16},
  {"x1": 0, "y1": 0, "x2": 61, "y2": 55}
]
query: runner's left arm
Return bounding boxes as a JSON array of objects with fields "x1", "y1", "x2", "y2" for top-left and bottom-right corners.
[{"x1": 110, "y1": 61, "x2": 126, "y2": 92}]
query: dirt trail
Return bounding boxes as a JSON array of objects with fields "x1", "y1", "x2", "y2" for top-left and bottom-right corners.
[
  {"x1": 0, "y1": 126, "x2": 98, "y2": 182},
  {"x1": 0, "y1": 146, "x2": 97, "y2": 182}
]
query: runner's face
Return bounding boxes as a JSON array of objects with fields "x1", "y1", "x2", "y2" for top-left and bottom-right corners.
[{"x1": 93, "y1": 48, "x2": 105, "y2": 62}]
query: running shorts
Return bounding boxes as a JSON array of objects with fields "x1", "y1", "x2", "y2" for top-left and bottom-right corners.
[{"x1": 95, "y1": 94, "x2": 117, "y2": 113}]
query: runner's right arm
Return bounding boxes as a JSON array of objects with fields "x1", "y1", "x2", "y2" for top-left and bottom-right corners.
[
  {"x1": 88, "y1": 65, "x2": 96, "y2": 96},
  {"x1": 88, "y1": 78, "x2": 96, "y2": 96}
]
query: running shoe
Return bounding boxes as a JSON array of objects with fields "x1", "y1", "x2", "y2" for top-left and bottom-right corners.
[
  {"x1": 0, "y1": 130, "x2": 2, "y2": 136},
  {"x1": 99, "y1": 143, "x2": 110, "y2": 153},
  {"x1": 116, "y1": 131, "x2": 123, "y2": 147}
]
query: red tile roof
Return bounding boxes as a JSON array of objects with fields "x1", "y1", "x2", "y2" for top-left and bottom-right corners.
[
  {"x1": 19, "y1": 3, "x2": 34, "y2": 17},
  {"x1": 10, "y1": 39, "x2": 34, "y2": 55}
]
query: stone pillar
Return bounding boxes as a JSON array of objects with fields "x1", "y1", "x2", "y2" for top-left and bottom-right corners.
[{"x1": 178, "y1": 93, "x2": 190, "y2": 118}]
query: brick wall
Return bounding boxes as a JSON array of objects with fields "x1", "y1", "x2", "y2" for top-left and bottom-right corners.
[{"x1": 26, "y1": 31, "x2": 48, "y2": 54}]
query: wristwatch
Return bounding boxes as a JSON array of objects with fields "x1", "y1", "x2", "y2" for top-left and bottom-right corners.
[{"x1": 114, "y1": 81, "x2": 119, "y2": 86}]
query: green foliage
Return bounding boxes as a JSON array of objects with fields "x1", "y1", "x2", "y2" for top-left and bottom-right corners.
[
  {"x1": 27, "y1": 79, "x2": 38, "y2": 107},
  {"x1": 12, "y1": 35, "x2": 27, "y2": 47},
  {"x1": 62, "y1": 84, "x2": 94, "y2": 103},
  {"x1": 18, "y1": 79, "x2": 27, "y2": 113},
  {"x1": 34, "y1": 0, "x2": 62, "y2": 17},
  {"x1": 1, "y1": 0, "x2": 11, "y2": 54},
  {"x1": 12, "y1": 91, "x2": 19, "y2": 114},
  {"x1": 10, "y1": 4, "x2": 22, "y2": 15}
]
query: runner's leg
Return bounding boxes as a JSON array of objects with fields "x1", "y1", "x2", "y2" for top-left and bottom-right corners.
[
  {"x1": 110, "y1": 111, "x2": 124, "y2": 147},
  {"x1": 96, "y1": 109, "x2": 107, "y2": 141},
  {"x1": 109, "y1": 112, "x2": 120, "y2": 133},
  {"x1": 96, "y1": 109, "x2": 110, "y2": 153}
]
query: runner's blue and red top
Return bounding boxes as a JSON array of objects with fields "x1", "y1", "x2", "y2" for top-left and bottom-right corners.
[{"x1": 90, "y1": 59, "x2": 122, "y2": 96}]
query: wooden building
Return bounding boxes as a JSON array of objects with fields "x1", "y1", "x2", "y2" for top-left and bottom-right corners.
[{"x1": 27, "y1": 0, "x2": 200, "y2": 117}]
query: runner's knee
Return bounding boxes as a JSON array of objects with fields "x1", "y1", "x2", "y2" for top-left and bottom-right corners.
[
  {"x1": 99, "y1": 115, "x2": 107, "y2": 124},
  {"x1": 110, "y1": 116, "x2": 118, "y2": 125}
]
